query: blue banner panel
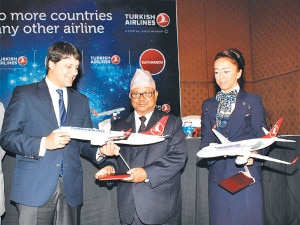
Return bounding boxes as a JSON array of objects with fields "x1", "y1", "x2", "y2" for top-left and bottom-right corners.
[{"x1": 0, "y1": 0, "x2": 180, "y2": 127}]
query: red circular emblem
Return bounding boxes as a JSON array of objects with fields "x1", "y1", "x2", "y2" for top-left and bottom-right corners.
[
  {"x1": 18, "y1": 56, "x2": 27, "y2": 66},
  {"x1": 111, "y1": 55, "x2": 121, "y2": 64},
  {"x1": 150, "y1": 122, "x2": 164, "y2": 136},
  {"x1": 156, "y1": 13, "x2": 170, "y2": 27},
  {"x1": 161, "y1": 104, "x2": 171, "y2": 113},
  {"x1": 139, "y1": 49, "x2": 165, "y2": 75}
]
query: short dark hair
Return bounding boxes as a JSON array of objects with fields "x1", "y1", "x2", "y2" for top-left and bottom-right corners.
[
  {"x1": 214, "y1": 48, "x2": 245, "y2": 76},
  {"x1": 45, "y1": 42, "x2": 82, "y2": 72}
]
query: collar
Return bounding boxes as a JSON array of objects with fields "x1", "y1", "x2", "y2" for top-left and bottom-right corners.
[
  {"x1": 220, "y1": 84, "x2": 240, "y2": 94},
  {"x1": 45, "y1": 77, "x2": 67, "y2": 92},
  {"x1": 134, "y1": 110, "x2": 154, "y2": 121}
]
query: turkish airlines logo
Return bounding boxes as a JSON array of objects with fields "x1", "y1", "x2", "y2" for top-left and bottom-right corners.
[
  {"x1": 18, "y1": 56, "x2": 27, "y2": 66},
  {"x1": 111, "y1": 55, "x2": 121, "y2": 64},
  {"x1": 156, "y1": 13, "x2": 170, "y2": 27},
  {"x1": 161, "y1": 104, "x2": 171, "y2": 113},
  {"x1": 270, "y1": 125, "x2": 279, "y2": 137},
  {"x1": 139, "y1": 49, "x2": 166, "y2": 75},
  {"x1": 150, "y1": 122, "x2": 164, "y2": 136}
]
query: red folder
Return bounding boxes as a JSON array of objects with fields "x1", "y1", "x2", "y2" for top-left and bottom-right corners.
[
  {"x1": 98, "y1": 173, "x2": 130, "y2": 181},
  {"x1": 218, "y1": 171, "x2": 255, "y2": 194}
]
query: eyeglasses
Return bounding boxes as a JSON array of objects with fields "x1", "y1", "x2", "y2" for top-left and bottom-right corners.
[{"x1": 130, "y1": 91, "x2": 155, "y2": 99}]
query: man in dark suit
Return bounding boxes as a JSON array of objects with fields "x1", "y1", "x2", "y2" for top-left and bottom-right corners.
[
  {"x1": 0, "y1": 42, "x2": 119, "y2": 225},
  {"x1": 95, "y1": 69, "x2": 188, "y2": 225}
]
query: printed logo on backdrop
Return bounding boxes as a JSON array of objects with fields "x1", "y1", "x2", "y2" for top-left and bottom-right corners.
[
  {"x1": 111, "y1": 55, "x2": 121, "y2": 64},
  {"x1": 139, "y1": 49, "x2": 165, "y2": 75},
  {"x1": 156, "y1": 13, "x2": 170, "y2": 27},
  {"x1": 0, "y1": 55, "x2": 27, "y2": 69},
  {"x1": 18, "y1": 56, "x2": 28, "y2": 66},
  {"x1": 90, "y1": 55, "x2": 121, "y2": 66},
  {"x1": 156, "y1": 104, "x2": 171, "y2": 113},
  {"x1": 124, "y1": 12, "x2": 170, "y2": 33}
]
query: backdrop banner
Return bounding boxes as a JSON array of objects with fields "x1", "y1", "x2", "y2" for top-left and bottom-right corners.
[{"x1": 0, "y1": 0, "x2": 180, "y2": 127}]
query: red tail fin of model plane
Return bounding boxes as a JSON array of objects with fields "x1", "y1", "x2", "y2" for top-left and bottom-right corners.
[
  {"x1": 141, "y1": 115, "x2": 169, "y2": 136},
  {"x1": 124, "y1": 128, "x2": 132, "y2": 138},
  {"x1": 262, "y1": 117, "x2": 283, "y2": 138}
]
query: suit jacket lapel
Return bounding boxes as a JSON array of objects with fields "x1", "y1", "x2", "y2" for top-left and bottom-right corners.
[
  {"x1": 66, "y1": 88, "x2": 76, "y2": 126},
  {"x1": 37, "y1": 79, "x2": 58, "y2": 127},
  {"x1": 226, "y1": 90, "x2": 248, "y2": 137},
  {"x1": 207, "y1": 99, "x2": 218, "y2": 126},
  {"x1": 125, "y1": 113, "x2": 136, "y2": 132},
  {"x1": 146, "y1": 109, "x2": 161, "y2": 131}
]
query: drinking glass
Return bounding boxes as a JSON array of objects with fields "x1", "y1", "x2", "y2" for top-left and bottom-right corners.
[{"x1": 182, "y1": 121, "x2": 195, "y2": 138}]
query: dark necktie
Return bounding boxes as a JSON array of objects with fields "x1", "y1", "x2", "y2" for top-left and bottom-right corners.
[
  {"x1": 56, "y1": 89, "x2": 67, "y2": 126},
  {"x1": 56, "y1": 89, "x2": 67, "y2": 177},
  {"x1": 138, "y1": 116, "x2": 146, "y2": 132}
]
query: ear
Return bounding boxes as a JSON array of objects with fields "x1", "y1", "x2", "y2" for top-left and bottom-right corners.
[
  {"x1": 237, "y1": 69, "x2": 242, "y2": 79},
  {"x1": 48, "y1": 60, "x2": 55, "y2": 70}
]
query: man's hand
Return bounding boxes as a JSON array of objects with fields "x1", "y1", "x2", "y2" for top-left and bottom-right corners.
[
  {"x1": 95, "y1": 166, "x2": 115, "y2": 179},
  {"x1": 123, "y1": 167, "x2": 148, "y2": 183},
  {"x1": 45, "y1": 131, "x2": 70, "y2": 150},
  {"x1": 246, "y1": 150, "x2": 258, "y2": 166},
  {"x1": 98, "y1": 141, "x2": 120, "y2": 156}
]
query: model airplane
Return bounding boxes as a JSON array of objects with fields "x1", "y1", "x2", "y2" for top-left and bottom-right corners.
[
  {"x1": 197, "y1": 117, "x2": 298, "y2": 165},
  {"x1": 91, "y1": 107, "x2": 125, "y2": 117},
  {"x1": 59, "y1": 115, "x2": 169, "y2": 146}
]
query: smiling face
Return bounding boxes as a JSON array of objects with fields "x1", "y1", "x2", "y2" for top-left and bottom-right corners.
[
  {"x1": 47, "y1": 55, "x2": 79, "y2": 88},
  {"x1": 130, "y1": 87, "x2": 158, "y2": 116},
  {"x1": 214, "y1": 57, "x2": 242, "y2": 93}
]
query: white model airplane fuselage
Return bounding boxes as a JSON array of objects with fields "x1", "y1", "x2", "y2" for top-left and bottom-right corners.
[
  {"x1": 58, "y1": 115, "x2": 169, "y2": 146},
  {"x1": 197, "y1": 117, "x2": 298, "y2": 165}
]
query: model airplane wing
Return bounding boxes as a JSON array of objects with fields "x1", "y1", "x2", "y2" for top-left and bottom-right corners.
[
  {"x1": 91, "y1": 107, "x2": 125, "y2": 117},
  {"x1": 114, "y1": 133, "x2": 165, "y2": 145},
  {"x1": 212, "y1": 129, "x2": 230, "y2": 144},
  {"x1": 247, "y1": 152, "x2": 299, "y2": 165}
]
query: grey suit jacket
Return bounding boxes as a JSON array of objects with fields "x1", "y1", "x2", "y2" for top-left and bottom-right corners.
[
  {"x1": 0, "y1": 79, "x2": 100, "y2": 207},
  {"x1": 108, "y1": 109, "x2": 188, "y2": 224}
]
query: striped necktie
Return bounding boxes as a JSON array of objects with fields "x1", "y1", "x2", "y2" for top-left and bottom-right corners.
[
  {"x1": 138, "y1": 116, "x2": 146, "y2": 132},
  {"x1": 56, "y1": 89, "x2": 67, "y2": 177},
  {"x1": 56, "y1": 89, "x2": 67, "y2": 126}
]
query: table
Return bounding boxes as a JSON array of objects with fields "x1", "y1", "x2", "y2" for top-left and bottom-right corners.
[{"x1": 262, "y1": 135, "x2": 300, "y2": 225}]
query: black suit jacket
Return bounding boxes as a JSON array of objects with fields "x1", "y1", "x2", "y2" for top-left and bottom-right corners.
[{"x1": 109, "y1": 109, "x2": 188, "y2": 224}]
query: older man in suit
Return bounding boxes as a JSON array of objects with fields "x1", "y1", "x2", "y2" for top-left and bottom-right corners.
[
  {"x1": 0, "y1": 42, "x2": 119, "y2": 225},
  {"x1": 96, "y1": 69, "x2": 188, "y2": 225}
]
